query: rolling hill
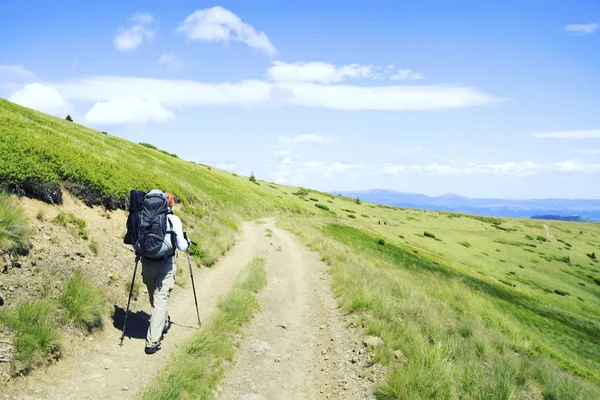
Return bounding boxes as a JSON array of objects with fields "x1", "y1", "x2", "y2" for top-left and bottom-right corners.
[{"x1": 1, "y1": 98, "x2": 600, "y2": 399}]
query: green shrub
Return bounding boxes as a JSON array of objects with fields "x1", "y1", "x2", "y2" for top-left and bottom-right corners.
[
  {"x1": 54, "y1": 212, "x2": 88, "y2": 240},
  {"x1": 424, "y1": 231, "x2": 437, "y2": 239},
  {"x1": 139, "y1": 142, "x2": 158, "y2": 150},
  {"x1": 537, "y1": 236, "x2": 548, "y2": 242},
  {"x1": 65, "y1": 114, "x2": 73, "y2": 122},
  {"x1": 309, "y1": 197, "x2": 319, "y2": 202},
  {"x1": 459, "y1": 241, "x2": 471, "y2": 248},
  {"x1": 89, "y1": 240, "x2": 99, "y2": 255},
  {"x1": 348, "y1": 214, "x2": 357, "y2": 219},
  {"x1": 0, "y1": 299, "x2": 60, "y2": 373},
  {"x1": 0, "y1": 190, "x2": 31, "y2": 255},
  {"x1": 315, "y1": 203, "x2": 330, "y2": 211},
  {"x1": 588, "y1": 252, "x2": 596, "y2": 260},
  {"x1": 61, "y1": 271, "x2": 105, "y2": 332}
]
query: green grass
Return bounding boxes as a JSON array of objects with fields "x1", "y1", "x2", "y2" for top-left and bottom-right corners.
[
  {"x1": 60, "y1": 271, "x2": 105, "y2": 332},
  {"x1": 0, "y1": 299, "x2": 60, "y2": 373},
  {"x1": 140, "y1": 257, "x2": 266, "y2": 400},
  {"x1": 279, "y1": 218, "x2": 600, "y2": 398},
  {"x1": 0, "y1": 190, "x2": 31, "y2": 255},
  {"x1": 3, "y1": 99, "x2": 600, "y2": 395},
  {"x1": 89, "y1": 240, "x2": 99, "y2": 255},
  {"x1": 54, "y1": 212, "x2": 88, "y2": 240}
]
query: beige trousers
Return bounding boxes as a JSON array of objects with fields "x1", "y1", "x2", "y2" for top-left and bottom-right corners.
[{"x1": 141, "y1": 256, "x2": 176, "y2": 347}]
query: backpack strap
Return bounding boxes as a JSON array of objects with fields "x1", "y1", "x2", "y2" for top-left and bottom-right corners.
[{"x1": 164, "y1": 215, "x2": 177, "y2": 261}]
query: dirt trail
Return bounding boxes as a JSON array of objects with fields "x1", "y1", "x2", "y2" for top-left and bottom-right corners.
[
  {"x1": 217, "y1": 219, "x2": 380, "y2": 400},
  {"x1": 3, "y1": 218, "x2": 381, "y2": 400},
  {"x1": 544, "y1": 224, "x2": 553, "y2": 238},
  {"x1": 3, "y1": 221, "x2": 266, "y2": 400}
]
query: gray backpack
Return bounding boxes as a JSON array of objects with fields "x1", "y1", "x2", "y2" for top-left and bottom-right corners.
[{"x1": 133, "y1": 190, "x2": 176, "y2": 260}]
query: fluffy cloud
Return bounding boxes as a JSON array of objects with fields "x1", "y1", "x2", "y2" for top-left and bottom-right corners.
[
  {"x1": 563, "y1": 23, "x2": 598, "y2": 35},
  {"x1": 114, "y1": 13, "x2": 155, "y2": 52},
  {"x1": 268, "y1": 161, "x2": 361, "y2": 184},
  {"x1": 378, "y1": 160, "x2": 600, "y2": 177},
  {"x1": 179, "y1": 6, "x2": 276, "y2": 56},
  {"x1": 531, "y1": 129, "x2": 600, "y2": 139},
  {"x1": 278, "y1": 134, "x2": 334, "y2": 144},
  {"x1": 267, "y1": 61, "x2": 375, "y2": 83},
  {"x1": 390, "y1": 69, "x2": 424, "y2": 80},
  {"x1": 84, "y1": 94, "x2": 174, "y2": 125},
  {"x1": 9, "y1": 83, "x2": 71, "y2": 116}
]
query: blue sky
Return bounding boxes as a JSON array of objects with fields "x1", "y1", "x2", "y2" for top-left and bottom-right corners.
[{"x1": 1, "y1": 0, "x2": 599, "y2": 199}]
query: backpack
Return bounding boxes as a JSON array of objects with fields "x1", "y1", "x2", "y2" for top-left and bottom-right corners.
[{"x1": 124, "y1": 189, "x2": 176, "y2": 260}]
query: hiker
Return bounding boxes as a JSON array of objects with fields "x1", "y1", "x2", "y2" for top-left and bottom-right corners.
[
  {"x1": 125, "y1": 189, "x2": 190, "y2": 354},
  {"x1": 142, "y1": 191, "x2": 189, "y2": 354}
]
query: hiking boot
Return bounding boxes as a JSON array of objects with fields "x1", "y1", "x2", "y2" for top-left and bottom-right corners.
[
  {"x1": 163, "y1": 316, "x2": 172, "y2": 335},
  {"x1": 145, "y1": 343, "x2": 161, "y2": 355}
]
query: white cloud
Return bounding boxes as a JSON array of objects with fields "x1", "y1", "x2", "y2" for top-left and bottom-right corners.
[
  {"x1": 268, "y1": 161, "x2": 361, "y2": 184},
  {"x1": 267, "y1": 61, "x2": 375, "y2": 83},
  {"x1": 276, "y1": 81, "x2": 499, "y2": 110},
  {"x1": 114, "y1": 12, "x2": 155, "y2": 52},
  {"x1": 0, "y1": 65, "x2": 36, "y2": 81},
  {"x1": 215, "y1": 163, "x2": 236, "y2": 171},
  {"x1": 48, "y1": 74, "x2": 500, "y2": 111},
  {"x1": 564, "y1": 23, "x2": 599, "y2": 35},
  {"x1": 157, "y1": 53, "x2": 186, "y2": 72},
  {"x1": 278, "y1": 134, "x2": 335, "y2": 144},
  {"x1": 158, "y1": 53, "x2": 176, "y2": 64},
  {"x1": 178, "y1": 6, "x2": 276, "y2": 56},
  {"x1": 579, "y1": 149, "x2": 600, "y2": 154},
  {"x1": 390, "y1": 69, "x2": 424, "y2": 80},
  {"x1": 83, "y1": 94, "x2": 174, "y2": 125},
  {"x1": 9, "y1": 83, "x2": 71, "y2": 116},
  {"x1": 378, "y1": 160, "x2": 600, "y2": 177},
  {"x1": 531, "y1": 129, "x2": 600, "y2": 139}
]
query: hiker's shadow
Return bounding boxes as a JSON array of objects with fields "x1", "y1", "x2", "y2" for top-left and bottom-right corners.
[{"x1": 112, "y1": 305, "x2": 150, "y2": 340}]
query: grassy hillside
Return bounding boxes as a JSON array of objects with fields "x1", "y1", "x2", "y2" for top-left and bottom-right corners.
[{"x1": 1, "y1": 98, "x2": 600, "y2": 398}]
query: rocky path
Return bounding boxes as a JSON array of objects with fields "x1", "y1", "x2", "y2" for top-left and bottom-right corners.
[{"x1": 217, "y1": 219, "x2": 380, "y2": 400}]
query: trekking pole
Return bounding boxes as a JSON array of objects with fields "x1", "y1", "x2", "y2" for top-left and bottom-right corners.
[
  {"x1": 120, "y1": 255, "x2": 141, "y2": 346},
  {"x1": 184, "y1": 233, "x2": 202, "y2": 327}
]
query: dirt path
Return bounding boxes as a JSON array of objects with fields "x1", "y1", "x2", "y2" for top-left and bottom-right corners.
[
  {"x1": 217, "y1": 219, "x2": 381, "y2": 400},
  {"x1": 3, "y1": 221, "x2": 266, "y2": 400},
  {"x1": 544, "y1": 224, "x2": 553, "y2": 238}
]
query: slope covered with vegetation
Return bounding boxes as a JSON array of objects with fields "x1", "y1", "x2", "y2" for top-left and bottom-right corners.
[{"x1": 1, "y1": 98, "x2": 599, "y2": 398}]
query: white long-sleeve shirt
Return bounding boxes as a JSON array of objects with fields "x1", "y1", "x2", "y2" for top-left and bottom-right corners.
[{"x1": 168, "y1": 214, "x2": 190, "y2": 252}]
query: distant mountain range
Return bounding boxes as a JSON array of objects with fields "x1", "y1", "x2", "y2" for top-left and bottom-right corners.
[{"x1": 333, "y1": 190, "x2": 600, "y2": 222}]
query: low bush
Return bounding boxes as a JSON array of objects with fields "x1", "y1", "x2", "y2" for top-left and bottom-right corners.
[
  {"x1": 0, "y1": 299, "x2": 60, "y2": 373},
  {"x1": 89, "y1": 240, "x2": 99, "y2": 255},
  {"x1": 54, "y1": 212, "x2": 88, "y2": 240},
  {"x1": 61, "y1": 271, "x2": 105, "y2": 332},
  {"x1": 0, "y1": 190, "x2": 31, "y2": 255},
  {"x1": 139, "y1": 142, "x2": 158, "y2": 150},
  {"x1": 315, "y1": 203, "x2": 330, "y2": 211}
]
